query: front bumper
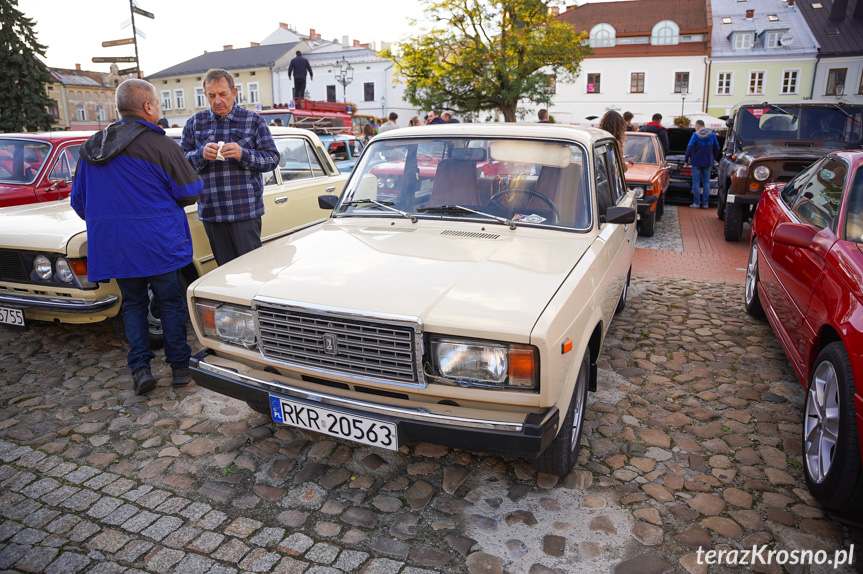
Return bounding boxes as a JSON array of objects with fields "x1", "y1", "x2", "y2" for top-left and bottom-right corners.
[
  {"x1": 0, "y1": 292, "x2": 119, "y2": 313},
  {"x1": 726, "y1": 193, "x2": 760, "y2": 206},
  {"x1": 191, "y1": 350, "x2": 560, "y2": 459},
  {"x1": 636, "y1": 194, "x2": 659, "y2": 214}
]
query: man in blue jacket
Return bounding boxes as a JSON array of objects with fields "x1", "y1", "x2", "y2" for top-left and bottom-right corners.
[
  {"x1": 72, "y1": 79, "x2": 203, "y2": 395},
  {"x1": 685, "y1": 119, "x2": 720, "y2": 209}
]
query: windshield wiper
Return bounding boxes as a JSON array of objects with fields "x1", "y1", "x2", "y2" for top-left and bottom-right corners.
[
  {"x1": 342, "y1": 198, "x2": 417, "y2": 223},
  {"x1": 416, "y1": 204, "x2": 516, "y2": 230},
  {"x1": 831, "y1": 103, "x2": 860, "y2": 124},
  {"x1": 765, "y1": 102, "x2": 797, "y2": 121}
]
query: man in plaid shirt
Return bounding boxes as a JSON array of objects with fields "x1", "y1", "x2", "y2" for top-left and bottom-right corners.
[{"x1": 181, "y1": 68, "x2": 280, "y2": 265}]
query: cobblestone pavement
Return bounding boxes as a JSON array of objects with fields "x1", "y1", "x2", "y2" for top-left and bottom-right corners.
[
  {"x1": 635, "y1": 205, "x2": 683, "y2": 252},
  {"x1": 1, "y1": 277, "x2": 861, "y2": 574}
]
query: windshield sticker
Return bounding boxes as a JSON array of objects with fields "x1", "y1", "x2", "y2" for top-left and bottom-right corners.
[
  {"x1": 513, "y1": 214, "x2": 547, "y2": 224},
  {"x1": 747, "y1": 108, "x2": 769, "y2": 119}
]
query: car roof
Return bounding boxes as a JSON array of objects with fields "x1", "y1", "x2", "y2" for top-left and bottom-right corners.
[
  {"x1": 730, "y1": 100, "x2": 863, "y2": 113},
  {"x1": 163, "y1": 126, "x2": 320, "y2": 139},
  {"x1": 373, "y1": 123, "x2": 609, "y2": 146},
  {"x1": 0, "y1": 131, "x2": 93, "y2": 141}
]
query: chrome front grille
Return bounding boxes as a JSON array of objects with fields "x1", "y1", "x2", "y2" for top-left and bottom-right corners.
[{"x1": 254, "y1": 300, "x2": 423, "y2": 387}]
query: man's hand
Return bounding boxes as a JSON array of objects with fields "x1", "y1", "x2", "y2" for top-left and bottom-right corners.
[
  {"x1": 202, "y1": 142, "x2": 220, "y2": 161},
  {"x1": 219, "y1": 142, "x2": 243, "y2": 160}
]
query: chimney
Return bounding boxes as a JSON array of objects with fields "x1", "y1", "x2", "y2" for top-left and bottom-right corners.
[
  {"x1": 787, "y1": 0, "x2": 794, "y2": 6},
  {"x1": 203, "y1": 50, "x2": 208, "y2": 54},
  {"x1": 223, "y1": 45, "x2": 233, "y2": 50},
  {"x1": 745, "y1": 9, "x2": 754, "y2": 18},
  {"x1": 829, "y1": 0, "x2": 848, "y2": 20},
  {"x1": 353, "y1": 39, "x2": 361, "y2": 47},
  {"x1": 310, "y1": 28, "x2": 316, "y2": 38},
  {"x1": 550, "y1": 6, "x2": 560, "y2": 16},
  {"x1": 279, "y1": 22, "x2": 289, "y2": 29},
  {"x1": 75, "y1": 63, "x2": 81, "y2": 71},
  {"x1": 250, "y1": 42, "x2": 260, "y2": 47},
  {"x1": 342, "y1": 35, "x2": 349, "y2": 47}
]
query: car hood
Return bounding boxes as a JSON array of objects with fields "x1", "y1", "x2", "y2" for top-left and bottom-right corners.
[
  {"x1": 0, "y1": 199, "x2": 85, "y2": 252},
  {"x1": 624, "y1": 164, "x2": 658, "y2": 182},
  {"x1": 737, "y1": 145, "x2": 837, "y2": 162},
  {"x1": 194, "y1": 219, "x2": 596, "y2": 340}
]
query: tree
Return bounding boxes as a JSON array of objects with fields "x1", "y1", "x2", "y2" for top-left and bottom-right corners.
[
  {"x1": 0, "y1": 0, "x2": 54, "y2": 132},
  {"x1": 395, "y1": 0, "x2": 589, "y2": 122}
]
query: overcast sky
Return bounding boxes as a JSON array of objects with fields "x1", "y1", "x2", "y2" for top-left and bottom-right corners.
[{"x1": 23, "y1": 0, "x2": 627, "y2": 77}]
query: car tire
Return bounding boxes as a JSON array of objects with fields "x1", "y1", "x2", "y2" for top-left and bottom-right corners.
[
  {"x1": 656, "y1": 195, "x2": 665, "y2": 221},
  {"x1": 639, "y1": 209, "x2": 656, "y2": 237},
  {"x1": 615, "y1": 267, "x2": 631, "y2": 315},
  {"x1": 724, "y1": 202, "x2": 743, "y2": 241},
  {"x1": 803, "y1": 343, "x2": 863, "y2": 513},
  {"x1": 717, "y1": 190, "x2": 726, "y2": 221},
  {"x1": 744, "y1": 237, "x2": 765, "y2": 318},
  {"x1": 530, "y1": 349, "x2": 590, "y2": 476}
]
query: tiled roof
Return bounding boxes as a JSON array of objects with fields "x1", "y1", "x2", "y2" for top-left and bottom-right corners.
[
  {"x1": 711, "y1": 0, "x2": 819, "y2": 58},
  {"x1": 147, "y1": 42, "x2": 300, "y2": 79},
  {"x1": 556, "y1": 0, "x2": 709, "y2": 35},
  {"x1": 49, "y1": 68, "x2": 107, "y2": 87},
  {"x1": 797, "y1": 0, "x2": 863, "y2": 56}
]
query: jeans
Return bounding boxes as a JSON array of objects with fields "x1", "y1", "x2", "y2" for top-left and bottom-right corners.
[
  {"x1": 691, "y1": 166, "x2": 711, "y2": 207},
  {"x1": 116, "y1": 270, "x2": 191, "y2": 372}
]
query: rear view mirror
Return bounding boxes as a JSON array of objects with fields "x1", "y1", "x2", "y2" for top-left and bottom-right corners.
[
  {"x1": 773, "y1": 222, "x2": 817, "y2": 248},
  {"x1": 318, "y1": 195, "x2": 338, "y2": 209},
  {"x1": 604, "y1": 206, "x2": 636, "y2": 224}
]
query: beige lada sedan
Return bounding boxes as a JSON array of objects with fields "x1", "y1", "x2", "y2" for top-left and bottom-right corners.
[
  {"x1": 187, "y1": 123, "x2": 637, "y2": 475},
  {"x1": 0, "y1": 127, "x2": 348, "y2": 346}
]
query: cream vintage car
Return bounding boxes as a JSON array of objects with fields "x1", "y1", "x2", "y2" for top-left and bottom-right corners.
[
  {"x1": 0, "y1": 127, "x2": 348, "y2": 345},
  {"x1": 188, "y1": 123, "x2": 637, "y2": 474}
]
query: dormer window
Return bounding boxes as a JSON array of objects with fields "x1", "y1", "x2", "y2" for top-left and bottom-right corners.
[
  {"x1": 651, "y1": 20, "x2": 680, "y2": 45},
  {"x1": 734, "y1": 31, "x2": 754, "y2": 49},
  {"x1": 589, "y1": 23, "x2": 616, "y2": 48},
  {"x1": 765, "y1": 30, "x2": 787, "y2": 48}
]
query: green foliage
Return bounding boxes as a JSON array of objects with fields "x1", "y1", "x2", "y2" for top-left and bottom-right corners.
[
  {"x1": 396, "y1": 0, "x2": 589, "y2": 122},
  {"x1": 0, "y1": 0, "x2": 54, "y2": 132},
  {"x1": 220, "y1": 464, "x2": 238, "y2": 477}
]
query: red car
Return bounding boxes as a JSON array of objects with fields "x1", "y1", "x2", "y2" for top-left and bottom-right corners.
[
  {"x1": 745, "y1": 150, "x2": 863, "y2": 512},
  {"x1": 0, "y1": 132, "x2": 90, "y2": 208}
]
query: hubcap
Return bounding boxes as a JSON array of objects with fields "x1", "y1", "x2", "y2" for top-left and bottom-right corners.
[
  {"x1": 745, "y1": 241, "x2": 758, "y2": 305},
  {"x1": 803, "y1": 361, "x2": 841, "y2": 483},
  {"x1": 570, "y1": 358, "x2": 588, "y2": 451}
]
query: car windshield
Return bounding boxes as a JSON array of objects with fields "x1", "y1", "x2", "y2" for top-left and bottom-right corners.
[
  {"x1": 736, "y1": 106, "x2": 863, "y2": 148},
  {"x1": 623, "y1": 136, "x2": 658, "y2": 164},
  {"x1": 336, "y1": 137, "x2": 591, "y2": 230},
  {"x1": 0, "y1": 139, "x2": 52, "y2": 184}
]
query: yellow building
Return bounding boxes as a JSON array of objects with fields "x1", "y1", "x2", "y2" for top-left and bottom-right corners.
[{"x1": 47, "y1": 64, "x2": 124, "y2": 131}]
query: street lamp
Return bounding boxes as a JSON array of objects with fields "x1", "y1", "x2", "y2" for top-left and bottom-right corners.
[
  {"x1": 835, "y1": 83, "x2": 845, "y2": 101},
  {"x1": 680, "y1": 85, "x2": 688, "y2": 119},
  {"x1": 334, "y1": 56, "x2": 354, "y2": 103},
  {"x1": 380, "y1": 96, "x2": 386, "y2": 120}
]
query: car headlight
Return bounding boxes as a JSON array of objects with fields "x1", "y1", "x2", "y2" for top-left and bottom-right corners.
[
  {"x1": 628, "y1": 186, "x2": 645, "y2": 199},
  {"x1": 33, "y1": 255, "x2": 52, "y2": 280},
  {"x1": 385, "y1": 177, "x2": 397, "y2": 190},
  {"x1": 753, "y1": 165, "x2": 771, "y2": 181},
  {"x1": 430, "y1": 337, "x2": 537, "y2": 389},
  {"x1": 55, "y1": 258, "x2": 74, "y2": 283},
  {"x1": 196, "y1": 300, "x2": 257, "y2": 349}
]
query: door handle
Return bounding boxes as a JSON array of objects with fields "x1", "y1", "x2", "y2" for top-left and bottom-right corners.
[
  {"x1": 275, "y1": 196, "x2": 287, "y2": 204},
  {"x1": 325, "y1": 186, "x2": 336, "y2": 192}
]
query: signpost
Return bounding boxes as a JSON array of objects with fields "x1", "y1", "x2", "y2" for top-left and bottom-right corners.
[
  {"x1": 92, "y1": 57, "x2": 137, "y2": 63},
  {"x1": 117, "y1": 67, "x2": 139, "y2": 76},
  {"x1": 101, "y1": 38, "x2": 135, "y2": 48},
  {"x1": 94, "y1": 1, "x2": 153, "y2": 78},
  {"x1": 132, "y1": 5, "x2": 154, "y2": 19}
]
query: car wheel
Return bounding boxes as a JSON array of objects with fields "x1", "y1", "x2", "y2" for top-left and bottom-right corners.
[
  {"x1": 803, "y1": 343, "x2": 863, "y2": 512},
  {"x1": 656, "y1": 195, "x2": 665, "y2": 221},
  {"x1": 744, "y1": 238, "x2": 765, "y2": 318},
  {"x1": 112, "y1": 286, "x2": 165, "y2": 350},
  {"x1": 639, "y1": 209, "x2": 656, "y2": 237},
  {"x1": 717, "y1": 190, "x2": 726, "y2": 221},
  {"x1": 615, "y1": 267, "x2": 631, "y2": 315},
  {"x1": 530, "y1": 349, "x2": 590, "y2": 476},
  {"x1": 724, "y1": 202, "x2": 743, "y2": 242}
]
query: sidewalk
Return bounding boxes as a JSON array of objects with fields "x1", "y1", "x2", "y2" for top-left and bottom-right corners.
[{"x1": 633, "y1": 204, "x2": 751, "y2": 284}]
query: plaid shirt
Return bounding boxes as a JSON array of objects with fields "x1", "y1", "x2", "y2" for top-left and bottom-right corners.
[{"x1": 181, "y1": 103, "x2": 279, "y2": 222}]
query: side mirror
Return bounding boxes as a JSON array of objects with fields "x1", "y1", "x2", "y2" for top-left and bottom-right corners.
[
  {"x1": 726, "y1": 118, "x2": 734, "y2": 128},
  {"x1": 318, "y1": 194, "x2": 339, "y2": 209},
  {"x1": 605, "y1": 206, "x2": 636, "y2": 225},
  {"x1": 773, "y1": 222, "x2": 818, "y2": 248}
]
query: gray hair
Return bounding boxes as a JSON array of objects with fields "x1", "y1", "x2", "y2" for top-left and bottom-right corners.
[
  {"x1": 202, "y1": 68, "x2": 235, "y2": 91},
  {"x1": 115, "y1": 79, "x2": 157, "y2": 115},
  {"x1": 695, "y1": 119, "x2": 705, "y2": 128}
]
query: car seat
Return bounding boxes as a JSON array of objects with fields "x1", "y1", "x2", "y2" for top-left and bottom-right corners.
[{"x1": 427, "y1": 159, "x2": 480, "y2": 206}]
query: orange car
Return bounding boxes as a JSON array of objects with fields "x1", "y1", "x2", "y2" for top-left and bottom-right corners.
[{"x1": 623, "y1": 132, "x2": 669, "y2": 237}]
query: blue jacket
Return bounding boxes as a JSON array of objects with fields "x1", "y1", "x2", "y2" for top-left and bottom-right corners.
[
  {"x1": 685, "y1": 128, "x2": 720, "y2": 168},
  {"x1": 71, "y1": 119, "x2": 202, "y2": 281}
]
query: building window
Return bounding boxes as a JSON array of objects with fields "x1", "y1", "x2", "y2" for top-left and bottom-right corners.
[
  {"x1": 717, "y1": 72, "x2": 733, "y2": 95},
  {"x1": 195, "y1": 87, "x2": 206, "y2": 108},
  {"x1": 589, "y1": 23, "x2": 616, "y2": 48},
  {"x1": 364, "y1": 82, "x2": 374, "y2": 102},
  {"x1": 544, "y1": 75, "x2": 556, "y2": 95},
  {"x1": 174, "y1": 89, "x2": 185, "y2": 109},
  {"x1": 76, "y1": 104, "x2": 86, "y2": 121},
  {"x1": 630, "y1": 72, "x2": 645, "y2": 93},
  {"x1": 248, "y1": 82, "x2": 260, "y2": 104},
  {"x1": 674, "y1": 72, "x2": 689, "y2": 94},
  {"x1": 748, "y1": 71, "x2": 765, "y2": 95},
  {"x1": 587, "y1": 73, "x2": 601, "y2": 93},
  {"x1": 96, "y1": 105, "x2": 106, "y2": 121},
  {"x1": 161, "y1": 90, "x2": 172, "y2": 110},
  {"x1": 326, "y1": 85, "x2": 336, "y2": 102},
  {"x1": 765, "y1": 30, "x2": 784, "y2": 48},
  {"x1": 47, "y1": 101, "x2": 59, "y2": 119},
  {"x1": 826, "y1": 68, "x2": 847, "y2": 96},
  {"x1": 734, "y1": 32, "x2": 753, "y2": 49},
  {"x1": 651, "y1": 20, "x2": 679, "y2": 45},
  {"x1": 781, "y1": 70, "x2": 799, "y2": 94}
]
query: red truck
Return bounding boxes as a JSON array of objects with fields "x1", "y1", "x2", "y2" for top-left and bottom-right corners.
[{"x1": 258, "y1": 99, "x2": 352, "y2": 134}]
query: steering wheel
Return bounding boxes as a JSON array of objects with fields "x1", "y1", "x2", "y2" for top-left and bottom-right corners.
[
  {"x1": 809, "y1": 128, "x2": 844, "y2": 140},
  {"x1": 487, "y1": 187, "x2": 559, "y2": 224}
]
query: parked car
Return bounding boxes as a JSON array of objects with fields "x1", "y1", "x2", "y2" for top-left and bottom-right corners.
[
  {"x1": 664, "y1": 127, "x2": 724, "y2": 206},
  {"x1": 0, "y1": 127, "x2": 348, "y2": 346},
  {"x1": 0, "y1": 131, "x2": 91, "y2": 208},
  {"x1": 622, "y1": 132, "x2": 669, "y2": 237},
  {"x1": 719, "y1": 101, "x2": 863, "y2": 242},
  {"x1": 187, "y1": 123, "x2": 637, "y2": 475},
  {"x1": 317, "y1": 133, "x2": 365, "y2": 173},
  {"x1": 745, "y1": 149, "x2": 863, "y2": 512}
]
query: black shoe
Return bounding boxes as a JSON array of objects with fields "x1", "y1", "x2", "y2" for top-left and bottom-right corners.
[
  {"x1": 132, "y1": 367, "x2": 156, "y2": 395},
  {"x1": 171, "y1": 366, "x2": 191, "y2": 387}
]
